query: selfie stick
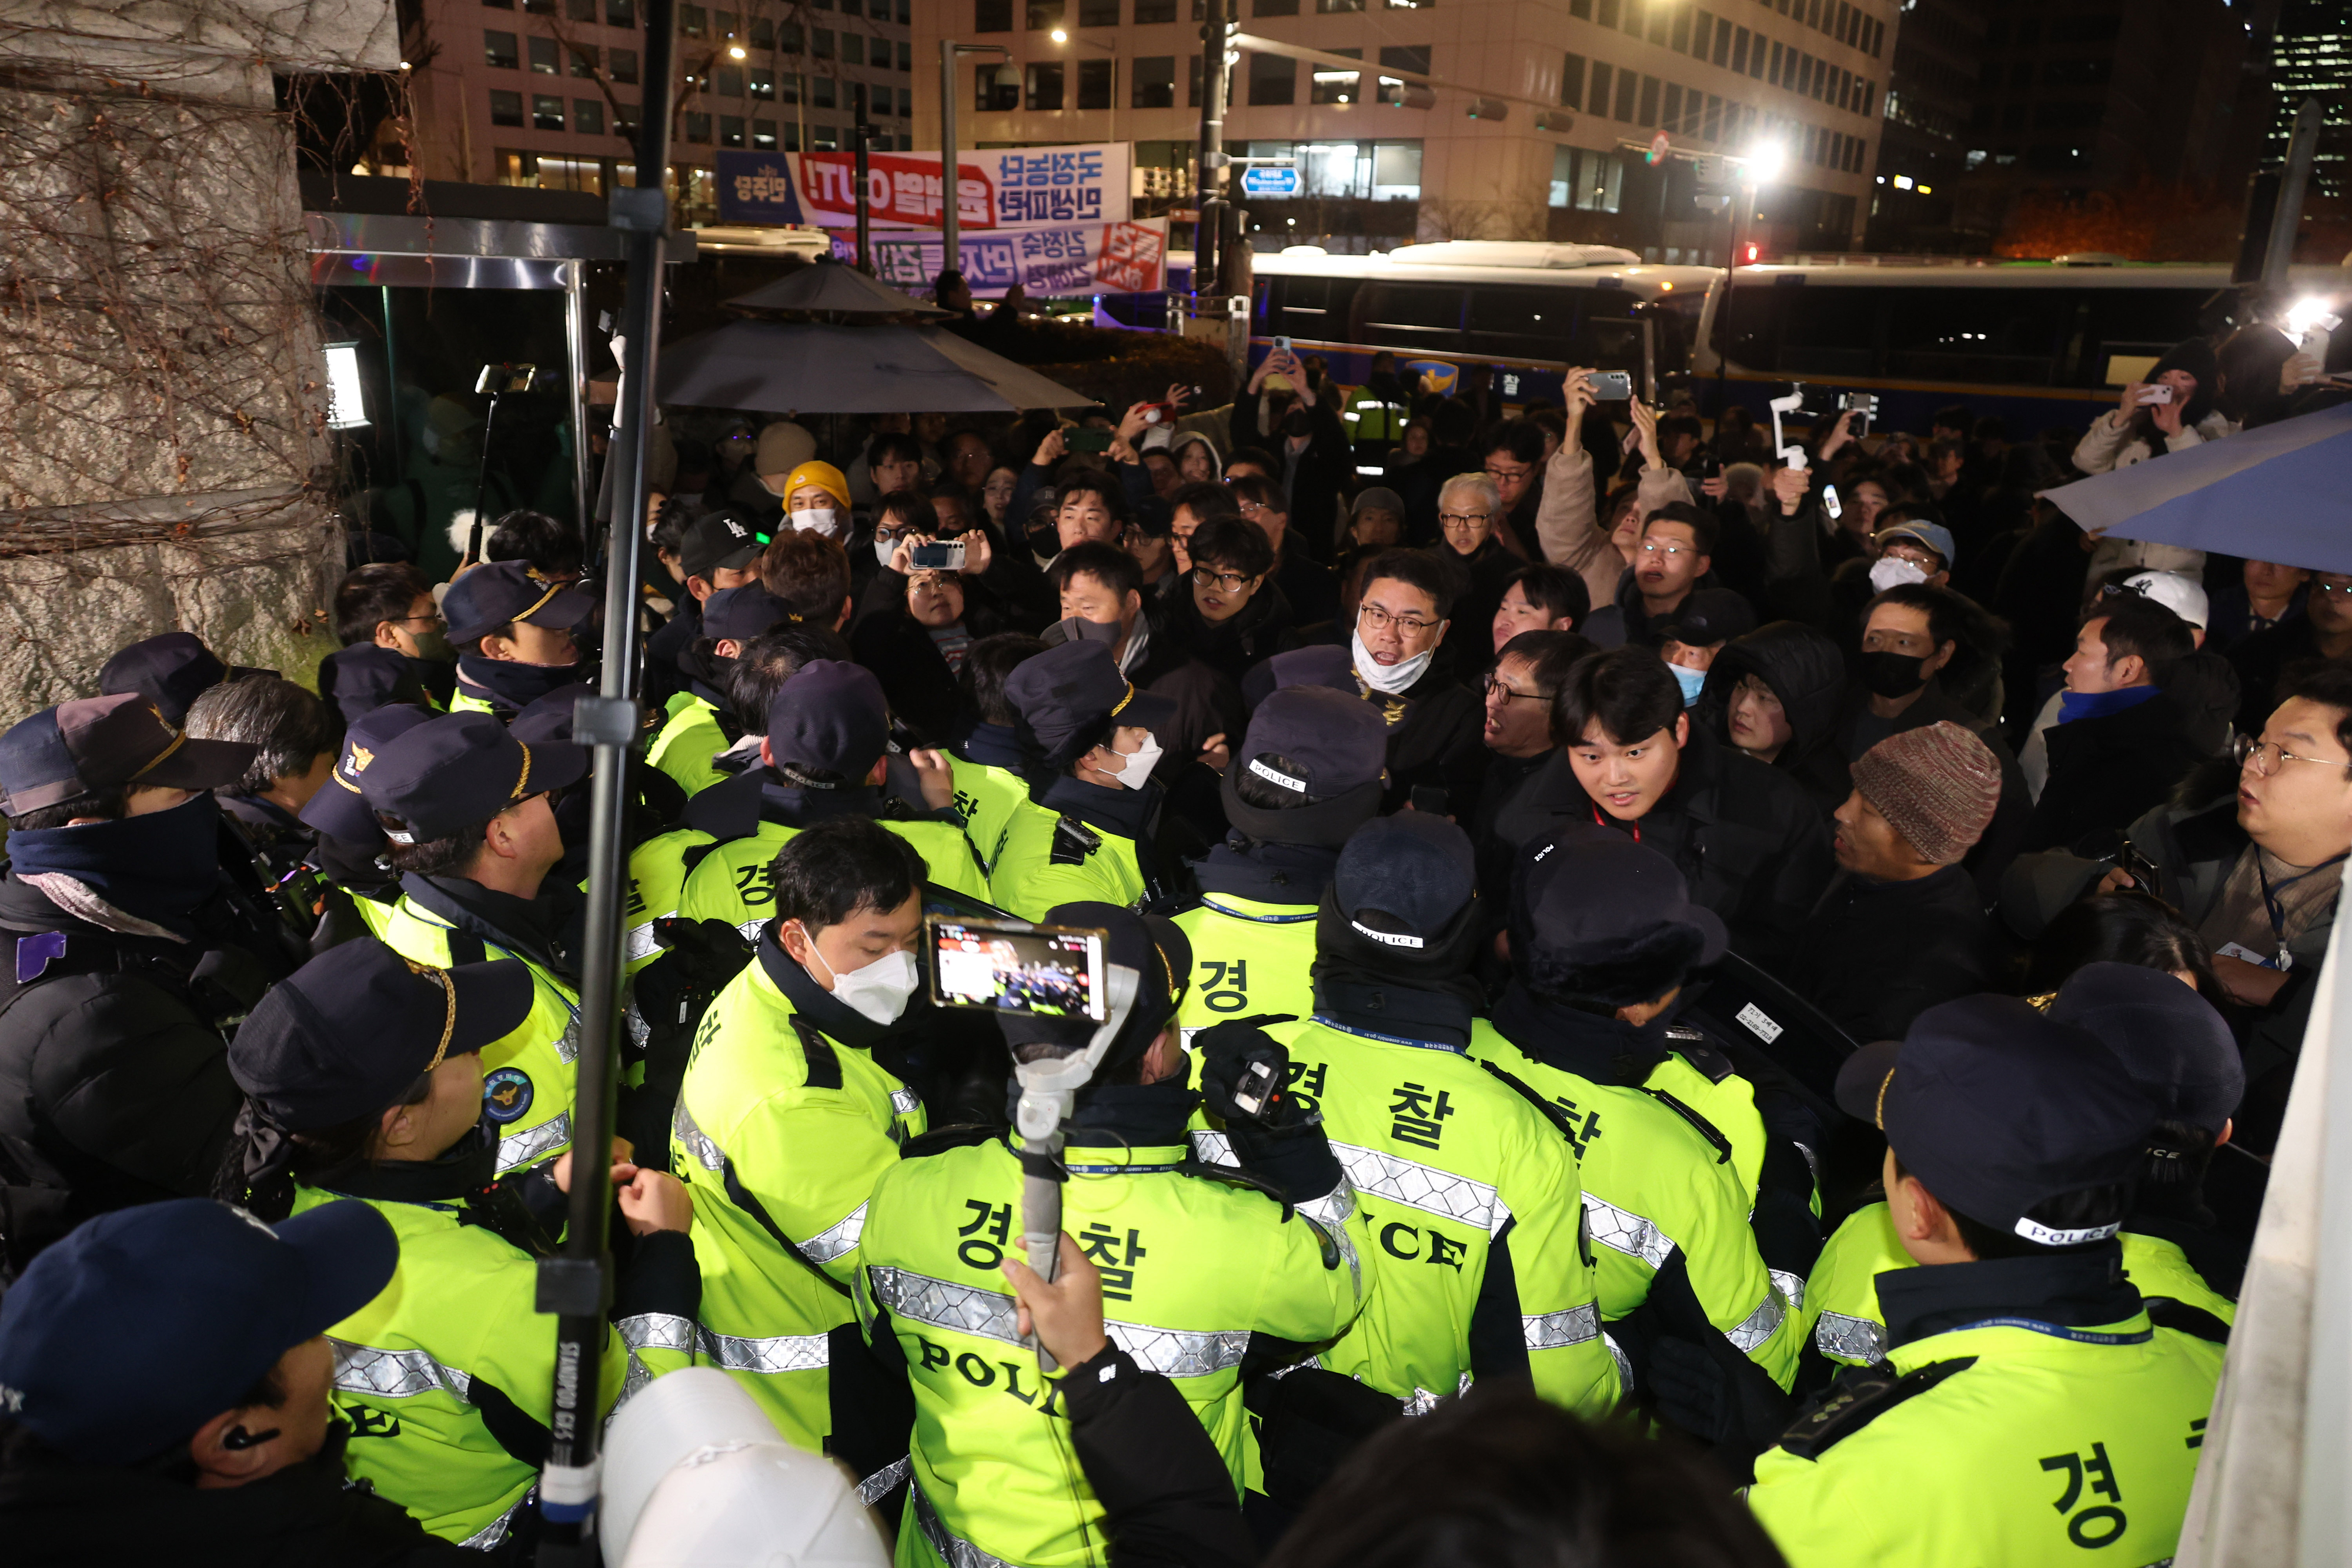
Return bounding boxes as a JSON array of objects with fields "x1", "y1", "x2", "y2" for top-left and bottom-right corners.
[
  {"x1": 1768, "y1": 389, "x2": 1809, "y2": 473},
  {"x1": 1010, "y1": 962, "x2": 1140, "y2": 1374}
]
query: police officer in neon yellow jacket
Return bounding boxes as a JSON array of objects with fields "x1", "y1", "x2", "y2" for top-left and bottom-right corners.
[
  {"x1": 296, "y1": 701, "x2": 439, "y2": 941},
  {"x1": 671, "y1": 816, "x2": 933, "y2": 1466},
  {"x1": 855, "y1": 902, "x2": 1373, "y2": 1568},
  {"x1": 219, "y1": 938, "x2": 701, "y2": 1550},
  {"x1": 1259, "y1": 813, "x2": 1617, "y2": 1417},
  {"x1": 1747, "y1": 997, "x2": 2224, "y2": 1567},
  {"x1": 1171, "y1": 686, "x2": 1388, "y2": 1042},
  {"x1": 940, "y1": 632, "x2": 1049, "y2": 880},
  {"x1": 1796, "y1": 962, "x2": 2246, "y2": 1382},
  {"x1": 347, "y1": 710, "x2": 591, "y2": 1179},
  {"x1": 646, "y1": 579, "x2": 787, "y2": 802},
  {"x1": 1473, "y1": 831, "x2": 1808, "y2": 1449},
  {"x1": 989, "y1": 638, "x2": 1189, "y2": 921},
  {"x1": 440, "y1": 560, "x2": 597, "y2": 721},
  {"x1": 671, "y1": 661, "x2": 990, "y2": 942}
]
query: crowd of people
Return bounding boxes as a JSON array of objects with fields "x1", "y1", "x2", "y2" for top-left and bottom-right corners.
[{"x1": 0, "y1": 303, "x2": 2344, "y2": 1568}]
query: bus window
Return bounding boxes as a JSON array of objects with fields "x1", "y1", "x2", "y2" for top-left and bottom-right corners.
[
  {"x1": 1352, "y1": 281, "x2": 1468, "y2": 353},
  {"x1": 1274, "y1": 275, "x2": 1363, "y2": 343},
  {"x1": 1884, "y1": 287, "x2": 2071, "y2": 386},
  {"x1": 1468, "y1": 284, "x2": 1575, "y2": 362},
  {"x1": 1577, "y1": 290, "x2": 1646, "y2": 373},
  {"x1": 1714, "y1": 281, "x2": 1790, "y2": 371},
  {"x1": 1779, "y1": 289, "x2": 1882, "y2": 377},
  {"x1": 2063, "y1": 288, "x2": 2213, "y2": 388}
]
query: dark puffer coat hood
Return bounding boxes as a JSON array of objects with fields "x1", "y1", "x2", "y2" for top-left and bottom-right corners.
[{"x1": 1696, "y1": 619, "x2": 1851, "y2": 815}]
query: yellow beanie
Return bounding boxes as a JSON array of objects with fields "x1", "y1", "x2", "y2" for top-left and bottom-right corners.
[{"x1": 781, "y1": 460, "x2": 851, "y2": 512}]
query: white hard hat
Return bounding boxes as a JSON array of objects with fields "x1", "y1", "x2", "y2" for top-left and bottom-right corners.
[
  {"x1": 2122, "y1": 569, "x2": 2209, "y2": 630},
  {"x1": 600, "y1": 1368, "x2": 890, "y2": 1568}
]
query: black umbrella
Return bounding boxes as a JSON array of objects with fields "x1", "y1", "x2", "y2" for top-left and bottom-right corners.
[
  {"x1": 723, "y1": 255, "x2": 953, "y2": 319},
  {"x1": 654, "y1": 318, "x2": 1090, "y2": 413}
]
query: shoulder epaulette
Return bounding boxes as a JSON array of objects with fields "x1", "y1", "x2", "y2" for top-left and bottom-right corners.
[
  {"x1": 1643, "y1": 1088, "x2": 1735, "y2": 1165},
  {"x1": 899, "y1": 1122, "x2": 1004, "y2": 1160},
  {"x1": 1051, "y1": 814, "x2": 1102, "y2": 867},
  {"x1": 1776, "y1": 1356, "x2": 1977, "y2": 1459},
  {"x1": 2144, "y1": 1296, "x2": 2232, "y2": 1346},
  {"x1": 1668, "y1": 1029, "x2": 1738, "y2": 1084},
  {"x1": 1479, "y1": 1058, "x2": 1583, "y2": 1144},
  {"x1": 679, "y1": 841, "x2": 720, "y2": 877},
  {"x1": 791, "y1": 1017, "x2": 844, "y2": 1089}
]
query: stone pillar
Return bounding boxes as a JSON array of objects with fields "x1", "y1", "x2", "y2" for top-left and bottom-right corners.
[{"x1": 0, "y1": 2, "x2": 396, "y2": 708}]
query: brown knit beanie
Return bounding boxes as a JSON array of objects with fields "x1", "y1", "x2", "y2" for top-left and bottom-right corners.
[{"x1": 1851, "y1": 721, "x2": 2002, "y2": 865}]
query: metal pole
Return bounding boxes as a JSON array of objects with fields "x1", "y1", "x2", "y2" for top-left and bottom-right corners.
[
  {"x1": 2262, "y1": 98, "x2": 2325, "y2": 295},
  {"x1": 563, "y1": 259, "x2": 595, "y2": 561},
  {"x1": 941, "y1": 37, "x2": 961, "y2": 280},
  {"x1": 854, "y1": 81, "x2": 873, "y2": 270},
  {"x1": 1194, "y1": 0, "x2": 1228, "y2": 313},
  {"x1": 533, "y1": 0, "x2": 673, "y2": 1561}
]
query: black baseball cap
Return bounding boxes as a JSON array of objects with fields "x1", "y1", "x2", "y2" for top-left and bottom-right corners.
[
  {"x1": 228, "y1": 937, "x2": 536, "y2": 1131},
  {"x1": 2047, "y1": 962, "x2": 2244, "y2": 1136},
  {"x1": 1004, "y1": 641, "x2": 1180, "y2": 767},
  {"x1": 0, "y1": 1196, "x2": 398, "y2": 1463},
  {"x1": 299, "y1": 703, "x2": 436, "y2": 845},
  {"x1": 317, "y1": 644, "x2": 435, "y2": 726},
  {"x1": 1237, "y1": 686, "x2": 1387, "y2": 800},
  {"x1": 1242, "y1": 643, "x2": 1359, "y2": 710},
  {"x1": 359, "y1": 711, "x2": 587, "y2": 842},
  {"x1": 510, "y1": 683, "x2": 599, "y2": 747},
  {"x1": 998, "y1": 901, "x2": 1192, "y2": 1074},
  {"x1": 0, "y1": 693, "x2": 255, "y2": 815},
  {"x1": 1335, "y1": 813, "x2": 1475, "y2": 947},
  {"x1": 766, "y1": 659, "x2": 888, "y2": 781},
  {"x1": 442, "y1": 561, "x2": 596, "y2": 646},
  {"x1": 1515, "y1": 827, "x2": 1722, "y2": 973},
  {"x1": 681, "y1": 511, "x2": 768, "y2": 581},
  {"x1": 1655, "y1": 588, "x2": 1758, "y2": 648},
  {"x1": 1836, "y1": 995, "x2": 2159, "y2": 1244},
  {"x1": 704, "y1": 584, "x2": 796, "y2": 646},
  {"x1": 98, "y1": 632, "x2": 272, "y2": 727}
]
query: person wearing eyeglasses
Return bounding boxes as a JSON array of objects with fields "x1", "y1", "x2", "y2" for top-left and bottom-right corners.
[
  {"x1": 2003, "y1": 661, "x2": 2352, "y2": 1151},
  {"x1": 345, "y1": 711, "x2": 593, "y2": 1181},
  {"x1": 1435, "y1": 473, "x2": 1524, "y2": 653},
  {"x1": 1616, "y1": 502, "x2": 1732, "y2": 651},
  {"x1": 1347, "y1": 550, "x2": 1488, "y2": 814},
  {"x1": 1164, "y1": 516, "x2": 1294, "y2": 687},
  {"x1": 1477, "y1": 420, "x2": 1548, "y2": 559},
  {"x1": 1230, "y1": 473, "x2": 1340, "y2": 626},
  {"x1": 2229, "y1": 568, "x2": 2352, "y2": 734}
]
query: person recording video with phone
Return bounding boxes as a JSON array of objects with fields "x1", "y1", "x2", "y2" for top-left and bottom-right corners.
[{"x1": 2073, "y1": 338, "x2": 2233, "y2": 474}]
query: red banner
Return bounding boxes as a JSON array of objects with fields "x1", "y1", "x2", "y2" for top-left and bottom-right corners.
[{"x1": 793, "y1": 153, "x2": 997, "y2": 229}]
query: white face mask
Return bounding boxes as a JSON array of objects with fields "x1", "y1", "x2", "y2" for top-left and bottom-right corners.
[
  {"x1": 874, "y1": 536, "x2": 899, "y2": 568},
  {"x1": 802, "y1": 933, "x2": 920, "y2": 1026},
  {"x1": 1106, "y1": 735, "x2": 1164, "y2": 789},
  {"x1": 791, "y1": 506, "x2": 844, "y2": 539},
  {"x1": 1351, "y1": 627, "x2": 1434, "y2": 696},
  {"x1": 1869, "y1": 556, "x2": 1930, "y2": 594}
]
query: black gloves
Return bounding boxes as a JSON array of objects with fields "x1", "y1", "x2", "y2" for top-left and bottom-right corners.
[
  {"x1": 1648, "y1": 1333, "x2": 1797, "y2": 1473},
  {"x1": 1194, "y1": 1015, "x2": 1303, "y2": 1129}
]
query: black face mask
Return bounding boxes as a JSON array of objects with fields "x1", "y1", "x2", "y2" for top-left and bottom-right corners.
[
  {"x1": 1859, "y1": 649, "x2": 1930, "y2": 698},
  {"x1": 1279, "y1": 406, "x2": 1312, "y2": 439}
]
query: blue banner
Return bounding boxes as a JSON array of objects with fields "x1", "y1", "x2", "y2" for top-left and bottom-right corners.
[{"x1": 714, "y1": 149, "x2": 805, "y2": 225}]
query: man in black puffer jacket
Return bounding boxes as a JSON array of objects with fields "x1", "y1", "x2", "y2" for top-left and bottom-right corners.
[
  {"x1": 1491, "y1": 646, "x2": 1832, "y2": 969},
  {"x1": 1693, "y1": 619, "x2": 1851, "y2": 818},
  {"x1": 0, "y1": 696, "x2": 273, "y2": 1279}
]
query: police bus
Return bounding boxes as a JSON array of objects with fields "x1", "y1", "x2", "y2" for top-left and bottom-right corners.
[{"x1": 1241, "y1": 245, "x2": 2348, "y2": 437}]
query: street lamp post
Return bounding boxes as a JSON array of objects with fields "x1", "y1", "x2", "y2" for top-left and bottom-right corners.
[{"x1": 939, "y1": 39, "x2": 1010, "y2": 282}]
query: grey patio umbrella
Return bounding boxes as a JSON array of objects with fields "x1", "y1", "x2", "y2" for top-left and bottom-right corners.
[
  {"x1": 654, "y1": 318, "x2": 1091, "y2": 413},
  {"x1": 722, "y1": 256, "x2": 953, "y2": 319}
]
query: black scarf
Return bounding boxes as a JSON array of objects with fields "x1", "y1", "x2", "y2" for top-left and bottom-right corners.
[
  {"x1": 758, "y1": 929, "x2": 896, "y2": 1051},
  {"x1": 455, "y1": 651, "x2": 592, "y2": 714},
  {"x1": 957, "y1": 721, "x2": 1026, "y2": 771},
  {"x1": 1192, "y1": 840, "x2": 1339, "y2": 906},
  {"x1": 1032, "y1": 769, "x2": 1159, "y2": 845},
  {"x1": 1877, "y1": 1243, "x2": 2140, "y2": 1348},
  {"x1": 397, "y1": 871, "x2": 579, "y2": 982},
  {"x1": 1486, "y1": 978, "x2": 1675, "y2": 1088},
  {"x1": 6, "y1": 793, "x2": 223, "y2": 936},
  {"x1": 1065, "y1": 1080, "x2": 1201, "y2": 1148}
]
